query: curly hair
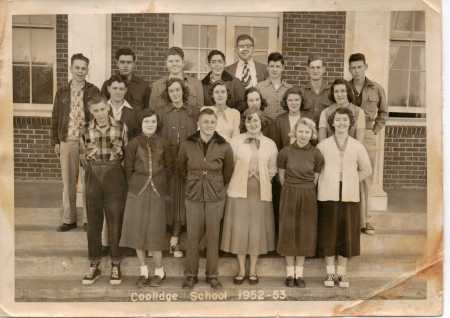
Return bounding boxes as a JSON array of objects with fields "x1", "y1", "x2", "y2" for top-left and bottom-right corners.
[
  {"x1": 162, "y1": 78, "x2": 190, "y2": 104},
  {"x1": 293, "y1": 117, "x2": 318, "y2": 141},
  {"x1": 242, "y1": 87, "x2": 268, "y2": 111},
  {"x1": 138, "y1": 108, "x2": 163, "y2": 134},
  {"x1": 327, "y1": 107, "x2": 355, "y2": 134},
  {"x1": 209, "y1": 80, "x2": 231, "y2": 105},
  {"x1": 241, "y1": 106, "x2": 271, "y2": 133},
  {"x1": 280, "y1": 86, "x2": 304, "y2": 112},
  {"x1": 328, "y1": 79, "x2": 355, "y2": 104}
]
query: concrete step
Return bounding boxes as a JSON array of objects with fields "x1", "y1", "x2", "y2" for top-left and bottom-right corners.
[
  {"x1": 15, "y1": 207, "x2": 427, "y2": 232},
  {"x1": 15, "y1": 276, "x2": 426, "y2": 302},
  {"x1": 15, "y1": 253, "x2": 422, "y2": 279},
  {"x1": 370, "y1": 211, "x2": 426, "y2": 232},
  {"x1": 15, "y1": 227, "x2": 426, "y2": 256}
]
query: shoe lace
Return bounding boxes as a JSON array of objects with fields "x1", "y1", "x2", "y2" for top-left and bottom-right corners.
[{"x1": 86, "y1": 266, "x2": 97, "y2": 279}]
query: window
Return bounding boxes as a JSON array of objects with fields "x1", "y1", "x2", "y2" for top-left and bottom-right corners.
[
  {"x1": 388, "y1": 11, "x2": 425, "y2": 118},
  {"x1": 12, "y1": 15, "x2": 56, "y2": 109}
]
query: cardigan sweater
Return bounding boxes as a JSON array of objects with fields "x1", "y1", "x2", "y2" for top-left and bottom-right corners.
[
  {"x1": 227, "y1": 133, "x2": 278, "y2": 201},
  {"x1": 316, "y1": 136, "x2": 372, "y2": 202}
]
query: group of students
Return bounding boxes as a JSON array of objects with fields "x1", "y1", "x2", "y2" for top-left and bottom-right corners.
[{"x1": 51, "y1": 33, "x2": 387, "y2": 290}]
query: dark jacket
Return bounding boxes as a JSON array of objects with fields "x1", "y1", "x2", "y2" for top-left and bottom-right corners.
[
  {"x1": 272, "y1": 111, "x2": 314, "y2": 150},
  {"x1": 177, "y1": 131, "x2": 234, "y2": 202},
  {"x1": 124, "y1": 134, "x2": 168, "y2": 196},
  {"x1": 225, "y1": 60, "x2": 269, "y2": 84},
  {"x1": 101, "y1": 74, "x2": 151, "y2": 115},
  {"x1": 201, "y1": 71, "x2": 245, "y2": 112},
  {"x1": 51, "y1": 81, "x2": 100, "y2": 145},
  {"x1": 118, "y1": 107, "x2": 140, "y2": 140}
]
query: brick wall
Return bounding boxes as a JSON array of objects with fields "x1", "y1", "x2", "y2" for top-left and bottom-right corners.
[
  {"x1": 111, "y1": 14, "x2": 169, "y2": 84},
  {"x1": 282, "y1": 12, "x2": 346, "y2": 86},
  {"x1": 56, "y1": 15, "x2": 68, "y2": 89},
  {"x1": 14, "y1": 117, "x2": 61, "y2": 180},
  {"x1": 383, "y1": 126, "x2": 427, "y2": 189}
]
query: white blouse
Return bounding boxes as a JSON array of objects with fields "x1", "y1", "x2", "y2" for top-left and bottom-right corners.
[
  {"x1": 201, "y1": 106, "x2": 241, "y2": 142},
  {"x1": 316, "y1": 136, "x2": 372, "y2": 202}
]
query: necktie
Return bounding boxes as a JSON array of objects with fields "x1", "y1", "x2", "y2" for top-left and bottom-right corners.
[{"x1": 241, "y1": 62, "x2": 252, "y2": 88}]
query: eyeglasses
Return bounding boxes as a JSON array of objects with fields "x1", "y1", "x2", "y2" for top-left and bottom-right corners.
[{"x1": 238, "y1": 44, "x2": 253, "y2": 49}]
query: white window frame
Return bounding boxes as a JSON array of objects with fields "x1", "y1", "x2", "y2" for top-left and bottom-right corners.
[
  {"x1": 12, "y1": 16, "x2": 56, "y2": 117},
  {"x1": 388, "y1": 11, "x2": 426, "y2": 115}
]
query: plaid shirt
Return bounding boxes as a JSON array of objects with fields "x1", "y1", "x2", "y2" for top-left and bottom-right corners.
[{"x1": 83, "y1": 116, "x2": 124, "y2": 161}]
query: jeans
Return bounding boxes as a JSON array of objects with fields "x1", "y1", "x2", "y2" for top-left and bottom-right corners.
[{"x1": 85, "y1": 161, "x2": 126, "y2": 263}]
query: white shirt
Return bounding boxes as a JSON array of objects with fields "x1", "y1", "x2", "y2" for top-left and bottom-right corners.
[
  {"x1": 201, "y1": 105, "x2": 241, "y2": 142},
  {"x1": 108, "y1": 99, "x2": 133, "y2": 144},
  {"x1": 235, "y1": 59, "x2": 258, "y2": 88},
  {"x1": 288, "y1": 113, "x2": 301, "y2": 144}
]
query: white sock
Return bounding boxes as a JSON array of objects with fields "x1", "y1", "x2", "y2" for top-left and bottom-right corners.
[
  {"x1": 295, "y1": 266, "x2": 304, "y2": 278},
  {"x1": 286, "y1": 266, "x2": 295, "y2": 277},
  {"x1": 154, "y1": 266, "x2": 165, "y2": 278},
  {"x1": 326, "y1": 265, "x2": 336, "y2": 275},
  {"x1": 140, "y1": 265, "x2": 149, "y2": 278},
  {"x1": 170, "y1": 236, "x2": 178, "y2": 246},
  {"x1": 337, "y1": 265, "x2": 346, "y2": 276}
]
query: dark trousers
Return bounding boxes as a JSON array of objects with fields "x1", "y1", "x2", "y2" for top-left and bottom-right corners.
[
  {"x1": 272, "y1": 175, "x2": 281, "y2": 242},
  {"x1": 184, "y1": 199, "x2": 225, "y2": 278},
  {"x1": 85, "y1": 161, "x2": 126, "y2": 264}
]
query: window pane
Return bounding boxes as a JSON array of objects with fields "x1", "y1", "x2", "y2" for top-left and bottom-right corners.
[
  {"x1": 253, "y1": 27, "x2": 269, "y2": 50},
  {"x1": 200, "y1": 25, "x2": 217, "y2": 48},
  {"x1": 414, "y1": 11, "x2": 425, "y2": 32},
  {"x1": 29, "y1": 15, "x2": 55, "y2": 26},
  {"x1": 31, "y1": 66, "x2": 53, "y2": 104},
  {"x1": 13, "y1": 64, "x2": 30, "y2": 103},
  {"x1": 183, "y1": 49, "x2": 199, "y2": 72},
  {"x1": 31, "y1": 29, "x2": 55, "y2": 64},
  {"x1": 388, "y1": 70, "x2": 409, "y2": 106},
  {"x1": 389, "y1": 43, "x2": 410, "y2": 69},
  {"x1": 182, "y1": 25, "x2": 199, "y2": 47},
  {"x1": 13, "y1": 28, "x2": 31, "y2": 63},
  {"x1": 199, "y1": 50, "x2": 210, "y2": 73},
  {"x1": 411, "y1": 45, "x2": 425, "y2": 70},
  {"x1": 253, "y1": 52, "x2": 268, "y2": 65},
  {"x1": 13, "y1": 15, "x2": 31, "y2": 25},
  {"x1": 391, "y1": 12, "x2": 413, "y2": 32},
  {"x1": 409, "y1": 71, "x2": 425, "y2": 107},
  {"x1": 235, "y1": 26, "x2": 251, "y2": 42}
]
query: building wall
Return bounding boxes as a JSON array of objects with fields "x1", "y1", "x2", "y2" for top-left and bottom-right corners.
[
  {"x1": 282, "y1": 12, "x2": 346, "y2": 86},
  {"x1": 12, "y1": 13, "x2": 427, "y2": 190},
  {"x1": 111, "y1": 14, "x2": 169, "y2": 84},
  {"x1": 383, "y1": 126, "x2": 427, "y2": 189}
]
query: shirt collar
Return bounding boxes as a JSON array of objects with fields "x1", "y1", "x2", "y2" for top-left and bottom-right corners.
[
  {"x1": 89, "y1": 116, "x2": 118, "y2": 130},
  {"x1": 261, "y1": 78, "x2": 289, "y2": 89},
  {"x1": 304, "y1": 80, "x2": 329, "y2": 93},
  {"x1": 108, "y1": 99, "x2": 133, "y2": 110},
  {"x1": 292, "y1": 141, "x2": 312, "y2": 150},
  {"x1": 238, "y1": 58, "x2": 255, "y2": 67},
  {"x1": 70, "y1": 80, "x2": 86, "y2": 91},
  {"x1": 166, "y1": 103, "x2": 187, "y2": 113}
]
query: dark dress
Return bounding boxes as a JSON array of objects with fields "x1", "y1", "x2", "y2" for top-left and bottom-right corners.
[
  {"x1": 159, "y1": 104, "x2": 199, "y2": 232},
  {"x1": 119, "y1": 134, "x2": 168, "y2": 251},
  {"x1": 277, "y1": 142, "x2": 324, "y2": 256}
]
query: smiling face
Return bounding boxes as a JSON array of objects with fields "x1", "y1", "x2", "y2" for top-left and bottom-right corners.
[
  {"x1": 245, "y1": 113, "x2": 262, "y2": 135},
  {"x1": 166, "y1": 54, "x2": 184, "y2": 76},
  {"x1": 332, "y1": 112, "x2": 351, "y2": 134},
  {"x1": 286, "y1": 93, "x2": 302, "y2": 114},
  {"x1": 116, "y1": 55, "x2": 135, "y2": 77},
  {"x1": 237, "y1": 38, "x2": 254, "y2": 62},
  {"x1": 70, "y1": 59, "x2": 88, "y2": 83},
  {"x1": 246, "y1": 91, "x2": 262, "y2": 109},
  {"x1": 209, "y1": 54, "x2": 225, "y2": 77},
  {"x1": 212, "y1": 84, "x2": 228, "y2": 106},
  {"x1": 198, "y1": 113, "x2": 217, "y2": 138},
  {"x1": 167, "y1": 81, "x2": 183, "y2": 106},
  {"x1": 142, "y1": 115, "x2": 158, "y2": 136},
  {"x1": 349, "y1": 60, "x2": 368, "y2": 81},
  {"x1": 295, "y1": 123, "x2": 313, "y2": 147},
  {"x1": 333, "y1": 84, "x2": 349, "y2": 106},
  {"x1": 107, "y1": 81, "x2": 127, "y2": 103},
  {"x1": 89, "y1": 101, "x2": 109, "y2": 125},
  {"x1": 307, "y1": 59, "x2": 325, "y2": 81},
  {"x1": 267, "y1": 60, "x2": 284, "y2": 80}
]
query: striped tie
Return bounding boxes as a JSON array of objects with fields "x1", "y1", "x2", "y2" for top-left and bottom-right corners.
[{"x1": 241, "y1": 62, "x2": 252, "y2": 88}]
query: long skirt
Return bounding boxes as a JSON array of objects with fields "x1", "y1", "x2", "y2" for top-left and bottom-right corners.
[
  {"x1": 277, "y1": 183, "x2": 317, "y2": 256},
  {"x1": 316, "y1": 200, "x2": 360, "y2": 258},
  {"x1": 119, "y1": 187, "x2": 167, "y2": 251},
  {"x1": 166, "y1": 174, "x2": 186, "y2": 234},
  {"x1": 221, "y1": 177, "x2": 275, "y2": 255}
]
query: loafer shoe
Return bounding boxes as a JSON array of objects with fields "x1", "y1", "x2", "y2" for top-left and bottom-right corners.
[{"x1": 57, "y1": 222, "x2": 77, "y2": 232}]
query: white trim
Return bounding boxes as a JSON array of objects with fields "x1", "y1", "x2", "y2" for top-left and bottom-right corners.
[
  {"x1": 389, "y1": 106, "x2": 427, "y2": 113},
  {"x1": 13, "y1": 103, "x2": 52, "y2": 117},
  {"x1": 386, "y1": 117, "x2": 426, "y2": 126},
  {"x1": 171, "y1": 12, "x2": 280, "y2": 18}
]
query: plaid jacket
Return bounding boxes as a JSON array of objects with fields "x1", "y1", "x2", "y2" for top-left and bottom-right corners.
[{"x1": 83, "y1": 116, "x2": 124, "y2": 161}]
